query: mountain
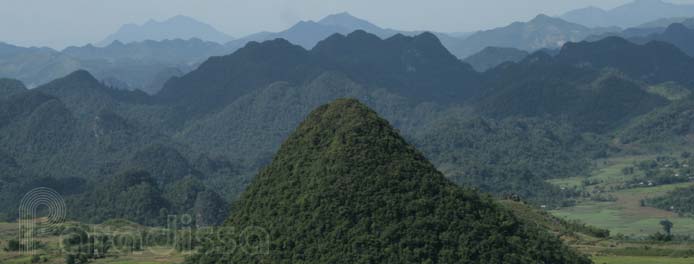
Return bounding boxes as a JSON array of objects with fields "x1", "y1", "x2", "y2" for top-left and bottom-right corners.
[
  {"x1": 317, "y1": 12, "x2": 392, "y2": 36},
  {"x1": 226, "y1": 12, "x2": 397, "y2": 50},
  {"x1": 561, "y1": 0, "x2": 694, "y2": 28},
  {"x1": 636, "y1": 17, "x2": 694, "y2": 28},
  {"x1": 0, "y1": 42, "x2": 81, "y2": 87},
  {"x1": 556, "y1": 37, "x2": 694, "y2": 87},
  {"x1": 65, "y1": 38, "x2": 229, "y2": 66},
  {"x1": 0, "y1": 38, "x2": 230, "y2": 93},
  {"x1": 158, "y1": 31, "x2": 481, "y2": 117},
  {"x1": 185, "y1": 99, "x2": 591, "y2": 264},
  {"x1": 630, "y1": 23, "x2": 694, "y2": 57},
  {"x1": 463, "y1": 46, "x2": 529, "y2": 72},
  {"x1": 98, "y1": 15, "x2": 234, "y2": 46},
  {"x1": 63, "y1": 38, "x2": 232, "y2": 93},
  {"x1": 448, "y1": 14, "x2": 617, "y2": 58},
  {"x1": 585, "y1": 17, "x2": 694, "y2": 43},
  {"x1": 478, "y1": 49, "x2": 670, "y2": 133},
  {"x1": 225, "y1": 12, "x2": 466, "y2": 59},
  {"x1": 310, "y1": 31, "x2": 481, "y2": 102}
]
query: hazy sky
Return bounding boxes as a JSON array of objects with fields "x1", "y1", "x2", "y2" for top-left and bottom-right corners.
[{"x1": 2, "y1": 0, "x2": 693, "y2": 49}]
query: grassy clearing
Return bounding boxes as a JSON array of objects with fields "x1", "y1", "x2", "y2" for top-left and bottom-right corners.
[
  {"x1": 551, "y1": 183, "x2": 694, "y2": 236},
  {"x1": 646, "y1": 82, "x2": 692, "y2": 101},
  {"x1": 548, "y1": 156, "x2": 653, "y2": 189},
  {"x1": 549, "y1": 155, "x2": 694, "y2": 237}
]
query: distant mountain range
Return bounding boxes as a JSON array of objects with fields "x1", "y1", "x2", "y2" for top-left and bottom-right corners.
[
  {"x1": 98, "y1": 15, "x2": 234, "y2": 46},
  {"x1": 561, "y1": 0, "x2": 694, "y2": 28},
  {"x1": 0, "y1": 42, "x2": 81, "y2": 87},
  {"x1": 4, "y1": 11, "x2": 672, "y2": 93},
  {"x1": 448, "y1": 14, "x2": 618, "y2": 58},
  {"x1": 630, "y1": 23, "x2": 694, "y2": 57},
  {"x1": 637, "y1": 17, "x2": 694, "y2": 28},
  {"x1": 0, "y1": 39, "x2": 234, "y2": 93},
  {"x1": 224, "y1": 12, "x2": 464, "y2": 54}
]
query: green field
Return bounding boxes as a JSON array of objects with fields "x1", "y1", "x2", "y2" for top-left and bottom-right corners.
[
  {"x1": 550, "y1": 155, "x2": 694, "y2": 237},
  {"x1": 552, "y1": 183, "x2": 694, "y2": 236}
]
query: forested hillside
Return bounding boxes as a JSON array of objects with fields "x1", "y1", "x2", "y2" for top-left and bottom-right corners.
[{"x1": 186, "y1": 99, "x2": 591, "y2": 264}]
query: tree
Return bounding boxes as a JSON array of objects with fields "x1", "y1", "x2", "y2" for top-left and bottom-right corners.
[
  {"x1": 65, "y1": 255, "x2": 76, "y2": 264},
  {"x1": 660, "y1": 219, "x2": 674, "y2": 236},
  {"x1": 4, "y1": 239, "x2": 20, "y2": 251}
]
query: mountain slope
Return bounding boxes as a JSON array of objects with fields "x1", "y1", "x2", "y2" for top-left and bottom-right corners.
[
  {"x1": 98, "y1": 15, "x2": 234, "y2": 45},
  {"x1": 463, "y1": 46, "x2": 529, "y2": 72},
  {"x1": 225, "y1": 12, "x2": 465, "y2": 59},
  {"x1": 158, "y1": 31, "x2": 480, "y2": 118},
  {"x1": 186, "y1": 99, "x2": 591, "y2": 264},
  {"x1": 562, "y1": 0, "x2": 694, "y2": 28},
  {"x1": 226, "y1": 12, "x2": 401, "y2": 51},
  {"x1": 630, "y1": 23, "x2": 694, "y2": 57},
  {"x1": 157, "y1": 38, "x2": 316, "y2": 117},
  {"x1": 0, "y1": 42, "x2": 81, "y2": 87},
  {"x1": 62, "y1": 38, "x2": 231, "y2": 93},
  {"x1": 636, "y1": 17, "x2": 694, "y2": 28},
  {"x1": 0, "y1": 78, "x2": 26, "y2": 99},
  {"x1": 311, "y1": 31, "x2": 481, "y2": 102},
  {"x1": 478, "y1": 52, "x2": 669, "y2": 133},
  {"x1": 618, "y1": 97, "x2": 694, "y2": 147},
  {"x1": 556, "y1": 37, "x2": 694, "y2": 87},
  {"x1": 448, "y1": 14, "x2": 616, "y2": 58},
  {"x1": 1, "y1": 38, "x2": 228, "y2": 93}
]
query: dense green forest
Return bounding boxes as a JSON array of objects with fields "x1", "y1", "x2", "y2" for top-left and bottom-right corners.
[
  {"x1": 186, "y1": 99, "x2": 591, "y2": 264},
  {"x1": 1, "y1": 29, "x2": 694, "y2": 229}
]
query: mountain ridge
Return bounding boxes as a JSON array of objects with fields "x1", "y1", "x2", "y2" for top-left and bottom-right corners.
[{"x1": 561, "y1": 0, "x2": 694, "y2": 28}]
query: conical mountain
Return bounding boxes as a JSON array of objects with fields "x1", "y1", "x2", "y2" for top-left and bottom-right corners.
[{"x1": 187, "y1": 99, "x2": 590, "y2": 264}]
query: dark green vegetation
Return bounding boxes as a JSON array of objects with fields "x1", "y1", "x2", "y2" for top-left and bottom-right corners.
[
  {"x1": 415, "y1": 116, "x2": 605, "y2": 207},
  {"x1": 556, "y1": 37, "x2": 694, "y2": 87},
  {"x1": 648, "y1": 186, "x2": 694, "y2": 215},
  {"x1": 463, "y1": 46, "x2": 529, "y2": 72},
  {"x1": 186, "y1": 99, "x2": 591, "y2": 264},
  {"x1": 2, "y1": 26, "x2": 694, "y2": 233},
  {"x1": 618, "y1": 97, "x2": 694, "y2": 148},
  {"x1": 0, "y1": 78, "x2": 26, "y2": 99},
  {"x1": 0, "y1": 71, "x2": 233, "y2": 224},
  {"x1": 645, "y1": 157, "x2": 694, "y2": 215}
]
